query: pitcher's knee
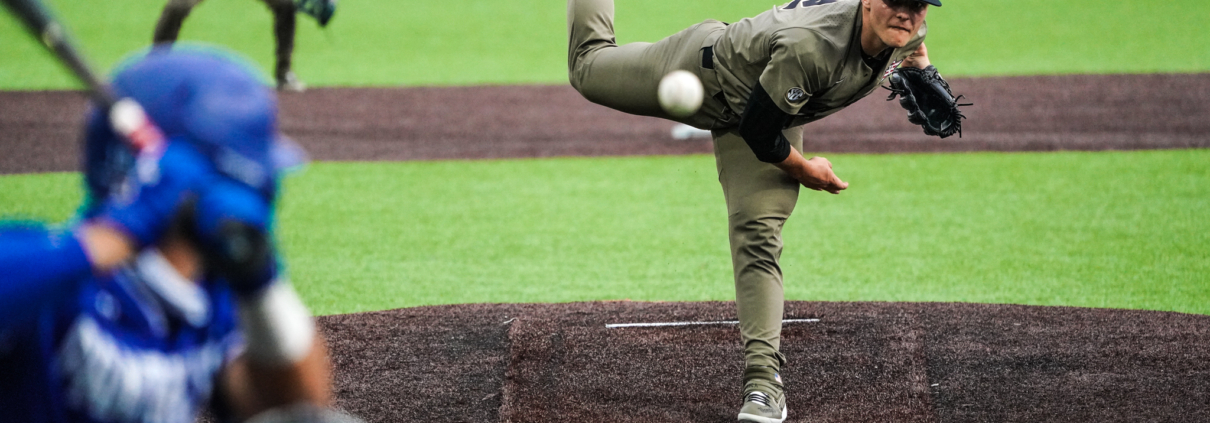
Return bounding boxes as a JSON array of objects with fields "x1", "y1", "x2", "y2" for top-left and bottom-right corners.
[
  {"x1": 568, "y1": 67, "x2": 584, "y2": 93},
  {"x1": 730, "y1": 214, "x2": 786, "y2": 257},
  {"x1": 730, "y1": 214, "x2": 786, "y2": 245},
  {"x1": 567, "y1": 48, "x2": 602, "y2": 95}
]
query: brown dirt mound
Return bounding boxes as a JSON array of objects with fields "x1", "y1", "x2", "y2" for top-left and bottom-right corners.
[
  {"x1": 3, "y1": 73, "x2": 1208, "y2": 175},
  {"x1": 319, "y1": 301, "x2": 1210, "y2": 423}
]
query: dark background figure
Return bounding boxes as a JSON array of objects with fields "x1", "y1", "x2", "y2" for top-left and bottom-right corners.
[{"x1": 152, "y1": 0, "x2": 336, "y2": 91}]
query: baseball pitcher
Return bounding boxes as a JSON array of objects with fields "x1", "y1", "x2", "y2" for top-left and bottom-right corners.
[{"x1": 568, "y1": 0, "x2": 966, "y2": 421}]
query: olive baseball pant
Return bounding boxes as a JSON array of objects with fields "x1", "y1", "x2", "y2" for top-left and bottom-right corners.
[
  {"x1": 153, "y1": 0, "x2": 296, "y2": 80},
  {"x1": 569, "y1": 0, "x2": 802, "y2": 373}
]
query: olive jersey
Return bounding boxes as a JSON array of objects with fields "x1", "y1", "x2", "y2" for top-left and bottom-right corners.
[
  {"x1": 0, "y1": 250, "x2": 242, "y2": 423},
  {"x1": 713, "y1": 0, "x2": 926, "y2": 127}
]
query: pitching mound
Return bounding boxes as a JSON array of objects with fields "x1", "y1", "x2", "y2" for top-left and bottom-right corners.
[{"x1": 319, "y1": 301, "x2": 1210, "y2": 422}]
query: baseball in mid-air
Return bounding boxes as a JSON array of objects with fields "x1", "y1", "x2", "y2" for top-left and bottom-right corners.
[{"x1": 657, "y1": 70, "x2": 704, "y2": 118}]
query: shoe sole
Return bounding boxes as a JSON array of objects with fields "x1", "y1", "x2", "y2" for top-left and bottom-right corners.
[{"x1": 737, "y1": 406, "x2": 787, "y2": 423}]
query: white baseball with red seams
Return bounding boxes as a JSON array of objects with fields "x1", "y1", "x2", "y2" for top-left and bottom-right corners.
[{"x1": 657, "y1": 70, "x2": 704, "y2": 118}]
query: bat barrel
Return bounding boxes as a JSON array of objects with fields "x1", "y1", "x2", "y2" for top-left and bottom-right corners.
[{"x1": 2, "y1": 0, "x2": 116, "y2": 106}]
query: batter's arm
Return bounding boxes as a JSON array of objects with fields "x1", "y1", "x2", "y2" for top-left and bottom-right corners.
[
  {"x1": 0, "y1": 225, "x2": 105, "y2": 328},
  {"x1": 76, "y1": 223, "x2": 138, "y2": 270},
  {"x1": 0, "y1": 141, "x2": 220, "y2": 326}
]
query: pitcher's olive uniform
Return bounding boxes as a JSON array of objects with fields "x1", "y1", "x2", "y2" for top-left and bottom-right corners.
[{"x1": 568, "y1": 0, "x2": 924, "y2": 385}]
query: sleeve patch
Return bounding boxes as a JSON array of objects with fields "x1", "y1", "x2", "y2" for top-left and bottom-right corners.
[{"x1": 786, "y1": 87, "x2": 807, "y2": 103}]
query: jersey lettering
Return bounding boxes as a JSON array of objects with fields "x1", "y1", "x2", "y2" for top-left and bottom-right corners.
[
  {"x1": 783, "y1": 0, "x2": 837, "y2": 10},
  {"x1": 56, "y1": 316, "x2": 228, "y2": 423}
]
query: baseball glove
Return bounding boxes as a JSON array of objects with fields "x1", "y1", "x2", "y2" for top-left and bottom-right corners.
[
  {"x1": 295, "y1": 0, "x2": 336, "y2": 27},
  {"x1": 884, "y1": 65, "x2": 971, "y2": 138}
]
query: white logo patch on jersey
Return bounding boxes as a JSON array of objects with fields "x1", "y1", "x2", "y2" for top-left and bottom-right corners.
[{"x1": 786, "y1": 87, "x2": 807, "y2": 103}]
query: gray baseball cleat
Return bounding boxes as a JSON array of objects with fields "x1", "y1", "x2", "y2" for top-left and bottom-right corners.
[
  {"x1": 738, "y1": 390, "x2": 787, "y2": 423},
  {"x1": 738, "y1": 380, "x2": 787, "y2": 423}
]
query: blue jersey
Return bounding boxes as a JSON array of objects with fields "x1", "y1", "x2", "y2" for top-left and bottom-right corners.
[{"x1": 0, "y1": 250, "x2": 242, "y2": 423}]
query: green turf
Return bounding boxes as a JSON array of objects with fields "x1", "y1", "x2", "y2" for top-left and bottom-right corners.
[
  {"x1": 4, "y1": 150, "x2": 1207, "y2": 316},
  {"x1": 2, "y1": 0, "x2": 1207, "y2": 90}
]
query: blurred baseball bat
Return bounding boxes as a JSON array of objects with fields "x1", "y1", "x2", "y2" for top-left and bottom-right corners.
[{"x1": 2, "y1": 0, "x2": 164, "y2": 153}]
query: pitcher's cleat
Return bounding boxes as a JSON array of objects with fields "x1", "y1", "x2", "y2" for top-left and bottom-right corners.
[
  {"x1": 738, "y1": 390, "x2": 787, "y2": 423},
  {"x1": 295, "y1": 0, "x2": 337, "y2": 27}
]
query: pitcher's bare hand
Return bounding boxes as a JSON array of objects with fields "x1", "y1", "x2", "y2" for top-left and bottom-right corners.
[
  {"x1": 800, "y1": 156, "x2": 848, "y2": 194},
  {"x1": 776, "y1": 150, "x2": 848, "y2": 194}
]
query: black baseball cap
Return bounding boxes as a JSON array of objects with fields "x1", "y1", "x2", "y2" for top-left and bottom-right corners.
[
  {"x1": 920, "y1": 0, "x2": 942, "y2": 5},
  {"x1": 887, "y1": 0, "x2": 942, "y2": 6}
]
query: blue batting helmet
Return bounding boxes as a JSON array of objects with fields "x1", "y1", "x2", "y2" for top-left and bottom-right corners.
[{"x1": 83, "y1": 45, "x2": 305, "y2": 215}]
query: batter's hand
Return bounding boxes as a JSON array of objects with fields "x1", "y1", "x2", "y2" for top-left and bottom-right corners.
[
  {"x1": 193, "y1": 179, "x2": 277, "y2": 296},
  {"x1": 800, "y1": 156, "x2": 848, "y2": 194}
]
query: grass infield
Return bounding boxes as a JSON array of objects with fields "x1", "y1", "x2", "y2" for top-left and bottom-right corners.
[
  {"x1": 2, "y1": 150, "x2": 1207, "y2": 316},
  {"x1": 1, "y1": 0, "x2": 1208, "y2": 89}
]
